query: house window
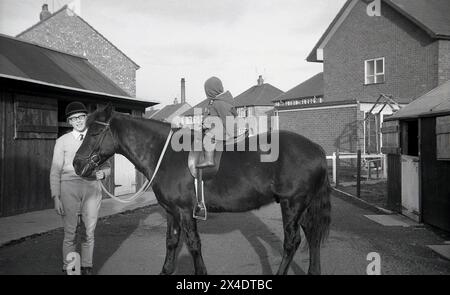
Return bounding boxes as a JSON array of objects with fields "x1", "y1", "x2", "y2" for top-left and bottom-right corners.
[{"x1": 365, "y1": 57, "x2": 385, "y2": 84}]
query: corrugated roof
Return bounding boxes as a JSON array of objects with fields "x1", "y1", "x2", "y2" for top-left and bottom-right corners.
[
  {"x1": 388, "y1": 80, "x2": 450, "y2": 120},
  {"x1": 234, "y1": 83, "x2": 284, "y2": 107},
  {"x1": 273, "y1": 73, "x2": 323, "y2": 102},
  {"x1": 307, "y1": 0, "x2": 450, "y2": 62},
  {"x1": 0, "y1": 34, "x2": 129, "y2": 97}
]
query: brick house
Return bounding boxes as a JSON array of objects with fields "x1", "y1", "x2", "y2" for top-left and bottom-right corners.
[
  {"x1": 234, "y1": 75, "x2": 284, "y2": 135},
  {"x1": 182, "y1": 76, "x2": 283, "y2": 134},
  {"x1": 274, "y1": 72, "x2": 359, "y2": 154},
  {"x1": 277, "y1": 0, "x2": 450, "y2": 156},
  {"x1": 273, "y1": 72, "x2": 324, "y2": 108},
  {"x1": 16, "y1": 4, "x2": 139, "y2": 97}
]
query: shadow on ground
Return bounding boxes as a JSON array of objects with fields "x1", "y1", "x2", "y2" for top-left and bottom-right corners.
[
  {"x1": 158, "y1": 207, "x2": 306, "y2": 275},
  {"x1": 0, "y1": 206, "x2": 154, "y2": 275}
]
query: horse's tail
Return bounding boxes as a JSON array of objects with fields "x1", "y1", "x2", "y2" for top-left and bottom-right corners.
[{"x1": 301, "y1": 162, "x2": 331, "y2": 244}]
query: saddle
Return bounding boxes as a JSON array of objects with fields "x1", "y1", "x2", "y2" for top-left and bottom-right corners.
[{"x1": 187, "y1": 129, "x2": 249, "y2": 180}]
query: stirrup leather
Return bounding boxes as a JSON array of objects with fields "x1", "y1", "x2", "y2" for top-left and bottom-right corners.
[{"x1": 193, "y1": 175, "x2": 207, "y2": 220}]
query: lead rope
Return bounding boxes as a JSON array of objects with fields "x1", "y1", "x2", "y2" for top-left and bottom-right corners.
[{"x1": 98, "y1": 129, "x2": 174, "y2": 204}]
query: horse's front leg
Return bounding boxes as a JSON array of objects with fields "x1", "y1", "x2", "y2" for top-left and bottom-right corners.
[
  {"x1": 180, "y1": 211, "x2": 207, "y2": 275},
  {"x1": 160, "y1": 210, "x2": 181, "y2": 275}
]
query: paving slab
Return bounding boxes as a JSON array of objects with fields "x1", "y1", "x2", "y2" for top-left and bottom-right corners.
[
  {"x1": 364, "y1": 214, "x2": 420, "y2": 227},
  {"x1": 0, "y1": 191, "x2": 156, "y2": 247},
  {"x1": 427, "y1": 245, "x2": 450, "y2": 260}
]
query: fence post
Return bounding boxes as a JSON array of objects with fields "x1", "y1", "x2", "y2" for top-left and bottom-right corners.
[
  {"x1": 383, "y1": 154, "x2": 387, "y2": 178},
  {"x1": 332, "y1": 152, "x2": 337, "y2": 185},
  {"x1": 335, "y1": 150, "x2": 340, "y2": 187},
  {"x1": 356, "y1": 150, "x2": 361, "y2": 198}
]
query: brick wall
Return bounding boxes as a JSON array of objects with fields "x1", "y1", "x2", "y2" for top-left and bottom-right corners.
[
  {"x1": 438, "y1": 40, "x2": 450, "y2": 85},
  {"x1": 236, "y1": 105, "x2": 274, "y2": 134},
  {"x1": 324, "y1": 0, "x2": 439, "y2": 104},
  {"x1": 277, "y1": 104, "x2": 359, "y2": 155},
  {"x1": 18, "y1": 8, "x2": 137, "y2": 96}
]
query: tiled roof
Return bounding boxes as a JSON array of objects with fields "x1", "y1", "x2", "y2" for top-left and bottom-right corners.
[
  {"x1": 388, "y1": 0, "x2": 450, "y2": 38},
  {"x1": 307, "y1": 0, "x2": 450, "y2": 62},
  {"x1": 234, "y1": 83, "x2": 284, "y2": 107},
  {"x1": 181, "y1": 99, "x2": 209, "y2": 117},
  {"x1": 273, "y1": 73, "x2": 323, "y2": 102},
  {"x1": 144, "y1": 109, "x2": 160, "y2": 119},
  {"x1": 151, "y1": 103, "x2": 191, "y2": 122}
]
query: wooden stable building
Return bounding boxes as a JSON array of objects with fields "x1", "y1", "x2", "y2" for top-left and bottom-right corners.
[
  {"x1": 0, "y1": 35, "x2": 155, "y2": 217},
  {"x1": 382, "y1": 80, "x2": 450, "y2": 232}
]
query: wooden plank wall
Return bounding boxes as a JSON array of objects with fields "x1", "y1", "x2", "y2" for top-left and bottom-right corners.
[
  {"x1": 0, "y1": 91, "x2": 6, "y2": 216},
  {"x1": 386, "y1": 154, "x2": 402, "y2": 212},
  {"x1": 1, "y1": 90, "x2": 55, "y2": 216},
  {"x1": 421, "y1": 117, "x2": 450, "y2": 232}
]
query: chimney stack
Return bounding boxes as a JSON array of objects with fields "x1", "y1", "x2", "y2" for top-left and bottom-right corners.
[
  {"x1": 257, "y1": 75, "x2": 264, "y2": 86},
  {"x1": 181, "y1": 78, "x2": 186, "y2": 104},
  {"x1": 173, "y1": 97, "x2": 178, "y2": 104},
  {"x1": 40, "y1": 4, "x2": 51, "y2": 21}
]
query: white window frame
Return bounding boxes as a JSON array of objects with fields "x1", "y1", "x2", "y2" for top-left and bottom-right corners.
[{"x1": 365, "y1": 57, "x2": 385, "y2": 85}]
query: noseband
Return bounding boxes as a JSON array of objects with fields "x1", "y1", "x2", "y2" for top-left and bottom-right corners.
[{"x1": 81, "y1": 119, "x2": 116, "y2": 169}]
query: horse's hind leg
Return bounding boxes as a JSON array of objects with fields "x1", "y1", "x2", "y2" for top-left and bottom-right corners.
[
  {"x1": 160, "y1": 211, "x2": 181, "y2": 275},
  {"x1": 180, "y1": 212, "x2": 207, "y2": 275},
  {"x1": 301, "y1": 223, "x2": 321, "y2": 275},
  {"x1": 276, "y1": 197, "x2": 306, "y2": 275}
]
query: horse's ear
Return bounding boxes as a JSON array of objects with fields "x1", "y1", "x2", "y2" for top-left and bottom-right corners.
[{"x1": 104, "y1": 103, "x2": 113, "y2": 120}]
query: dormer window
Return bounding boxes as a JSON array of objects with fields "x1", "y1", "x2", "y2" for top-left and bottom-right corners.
[{"x1": 365, "y1": 57, "x2": 385, "y2": 84}]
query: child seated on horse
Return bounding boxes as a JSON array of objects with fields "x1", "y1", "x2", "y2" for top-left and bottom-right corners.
[{"x1": 196, "y1": 76, "x2": 238, "y2": 168}]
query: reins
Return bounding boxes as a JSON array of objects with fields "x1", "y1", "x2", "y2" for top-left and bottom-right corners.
[
  {"x1": 98, "y1": 129, "x2": 173, "y2": 203},
  {"x1": 86, "y1": 119, "x2": 174, "y2": 204}
]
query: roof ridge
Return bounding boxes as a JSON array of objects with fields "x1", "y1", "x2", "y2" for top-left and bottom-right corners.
[
  {"x1": 1, "y1": 33, "x2": 89, "y2": 60},
  {"x1": 307, "y1": 0, "x2": 450, "y2": 62},
  {"x1": 16, "y1": 5, "x2": 140, "y2": 69},
  {"x1": 16, "y1": 5, "x2": 68, "y2": 37}
]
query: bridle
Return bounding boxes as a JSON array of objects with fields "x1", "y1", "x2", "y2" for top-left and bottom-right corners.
[
  {"x1": 78, "y1": 115, "x2": 175, "y2": 204},
  {"x1": 80, "y1": 118, "x2": 117, "y2": 170}
]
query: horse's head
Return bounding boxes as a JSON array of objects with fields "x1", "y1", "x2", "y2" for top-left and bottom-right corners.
[{"x1": 73, "y1": 104, "x2": 118, "y2": 177}]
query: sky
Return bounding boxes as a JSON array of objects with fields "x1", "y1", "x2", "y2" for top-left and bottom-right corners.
[{"x1": 0, "y1": 0, "x2": 347, "y2": 108}]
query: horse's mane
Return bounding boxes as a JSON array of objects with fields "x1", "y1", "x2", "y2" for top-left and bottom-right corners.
[
  {"x1": 86, "y1": 108, "x2": 103, "y2": 127},
  {"x1": 86, "y1": 108, "x2": 176, "y2": 132}
]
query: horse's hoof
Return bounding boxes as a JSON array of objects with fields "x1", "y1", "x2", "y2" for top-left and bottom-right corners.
[{"x1": 160, "y1": 269, "x2": 173, "y2": 275}]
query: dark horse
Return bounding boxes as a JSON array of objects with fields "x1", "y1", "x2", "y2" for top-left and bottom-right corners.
[{"x1": 73, "y1": 105, "x2": 331, "y2": 275}]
